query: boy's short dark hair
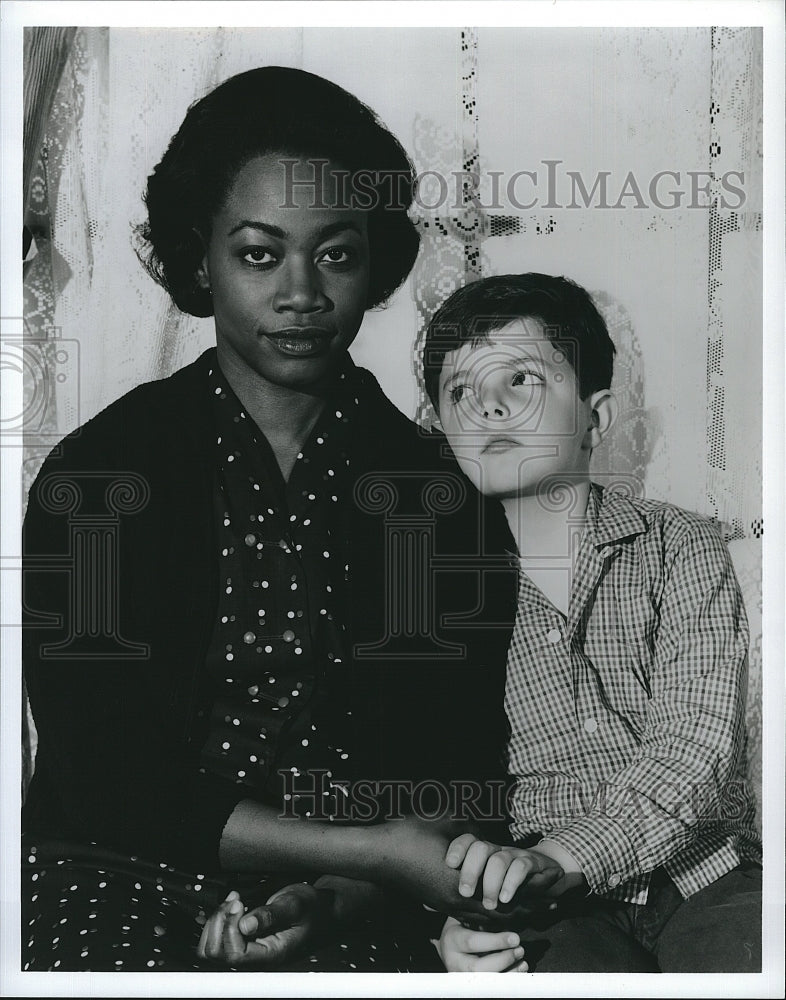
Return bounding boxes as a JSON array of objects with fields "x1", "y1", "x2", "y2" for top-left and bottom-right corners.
[
  {"x1": 423, "y1": 273, "x2": 616, "y2": 409},
  {"x1": 137, "y1": 66, "x2": 420, "y2": 317}
]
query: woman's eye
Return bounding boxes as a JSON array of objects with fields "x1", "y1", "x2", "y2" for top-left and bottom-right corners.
[
  {"x1": 242, "y1": 248, "x2": 276, "y2": 267},
  {"x1": 319, "y1": 247, "x2": 352, "y2": 265},
  {"x1": 511, "y1": 370, "x2": 542, "y2": 387}
]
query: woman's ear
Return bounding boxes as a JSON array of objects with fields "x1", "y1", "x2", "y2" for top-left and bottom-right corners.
[
  {"x1": 582, "y1": 389, "x2": 618, "y2": 450},
  {"x1": 193, "y1": 229, "x2": 211, "y2": 291}
]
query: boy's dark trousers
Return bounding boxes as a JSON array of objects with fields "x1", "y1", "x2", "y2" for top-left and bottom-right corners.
[{"x1": 520, "y1": 863, "x2": 762, "y2": 973}]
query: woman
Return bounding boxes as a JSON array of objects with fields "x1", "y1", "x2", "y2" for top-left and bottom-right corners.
[{"x1": 22, "y1": 66, "x2": 516, "y2": 972}]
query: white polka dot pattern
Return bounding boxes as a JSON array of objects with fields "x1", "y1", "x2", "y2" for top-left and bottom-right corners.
[{"x1": 198, "y1": 365, "x2": 360, "y2": 810}]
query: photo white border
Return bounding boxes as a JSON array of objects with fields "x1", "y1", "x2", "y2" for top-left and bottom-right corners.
[{"x1": 1, "y1": 2, "x2": 783, "y2": 997}]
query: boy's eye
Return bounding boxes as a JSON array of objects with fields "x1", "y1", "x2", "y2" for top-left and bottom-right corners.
[
  {"x1": 319, "y1": 247, "x2": 352, "y2": 265},
  {"x1": 242, "y1": 247, "x2": 277, "y2": 267},
  {"x1": 511, "y1": 369, "x2": 543, "y2": 387},
  {"x1": 449, "y1": 383, "x2": 474, "y2": 404}
]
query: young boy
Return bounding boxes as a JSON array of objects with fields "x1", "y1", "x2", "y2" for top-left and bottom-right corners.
[{"x1": 425, "y1": 273, "x2": 762, "y2": 973}]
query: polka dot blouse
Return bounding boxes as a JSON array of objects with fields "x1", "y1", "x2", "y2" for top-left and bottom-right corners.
[{"x1": 199, "y1": 363, "x2": 360, "y2": 814}]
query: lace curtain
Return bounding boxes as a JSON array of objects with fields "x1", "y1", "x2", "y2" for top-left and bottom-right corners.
[
  {"x1": 23, "y1": 26, "x2": 762, "y2": 530},
  {"x1": 22, "y1": 26, "x2": 763, "y2": 808}
]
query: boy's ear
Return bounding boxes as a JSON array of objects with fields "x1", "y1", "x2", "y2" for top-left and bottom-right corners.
[{"x1": 582, "y1": 389, "x2": 618, "y2": 450}]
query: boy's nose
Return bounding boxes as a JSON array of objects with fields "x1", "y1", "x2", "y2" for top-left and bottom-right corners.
[
  {"x1": 482, "y1": 403, "x2": 507, "y2": 418},
  {"x1": 476, "y1": 371, "x2": 512, "y2": 420},
  {"x1": 479, "y1": 391, "x2": 510, "y2": 419}
]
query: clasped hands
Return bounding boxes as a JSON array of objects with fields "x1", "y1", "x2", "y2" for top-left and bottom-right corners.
[
  {"x1": 198, "y1": 818, "x2": 564, "y2": 969},
  {"x1": 197, "y1": 881, "x2": 332, "y2": 968}
]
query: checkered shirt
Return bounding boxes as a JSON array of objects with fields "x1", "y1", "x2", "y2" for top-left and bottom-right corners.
[{"x1": 505, "y1": 483, "x2": 761, "y2": 904}]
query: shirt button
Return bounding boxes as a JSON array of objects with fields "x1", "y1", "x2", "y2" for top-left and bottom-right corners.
[
  {"x1": 244, "y1": 533, "x2": 256, "y2": 546},
  {"x1": 282, "y1": 630, "x2": 295, "y2": 643},
  {"x1": 546, "y1": 627, "x2": 562, "y2": 644},
  {"x1": 583, "y1": 717, "x2": 599, "y2": 733},
  {"x1": 607, "y1": 873, "x2": 622, "y2": 888}
]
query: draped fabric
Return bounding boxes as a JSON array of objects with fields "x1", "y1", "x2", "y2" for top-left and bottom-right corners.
[
  {"x1": 21, "y1": 27, "x2": 763, "y2": 813},
  {"x1": 23, "y1": 27, "x2": 78, "y2": 236}
]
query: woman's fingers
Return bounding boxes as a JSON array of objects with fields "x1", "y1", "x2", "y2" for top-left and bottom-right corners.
[
  {"x1": 236, "y1": 887, "x2": 310, "y2": 942},
  {"x1": 526, "y1": 865, "x2": 564, "y2": 892},
  {"x1": 204, "y1": 891, "x2": 307, "y2": 968},
  {"x1": 198, "y1": 884, "x2": 320, "y2": 968},
  {"x1": 196, "y1": 916, "x2": 216, "y2": 960},
  {"x1": 445, "y1": 832, "x2": 477, "y2": 869},
  {"x1": 197, "y1": 893, "x2": 236, "y2": 960},
  {"x1": 458, "y1": 840, "x2": 494, "y2": 897},
  {"x1": 243, "y1": 891, "x2": 315, "y2": 967},
  {"x1": 221, "y1": 897, "x2": 250, "y2": 965},
  {"x1": 250, "y1": 924, "x2": 304, "y2": 965},
  {"x1": 238, "y1": 911, "x2": 258, "y2": 936},
  {"x1": 248, "y1": 887, "x2": 306, "y2": 936}
]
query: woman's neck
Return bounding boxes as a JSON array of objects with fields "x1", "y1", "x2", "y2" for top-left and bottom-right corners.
[{"x1": 216, "y1": 345, "x2": 330, "y2": 481}]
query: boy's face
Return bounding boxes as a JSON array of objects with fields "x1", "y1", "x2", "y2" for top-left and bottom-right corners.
[{"x1": 437, "y1": 318, "x2": 594, "y2": 500}]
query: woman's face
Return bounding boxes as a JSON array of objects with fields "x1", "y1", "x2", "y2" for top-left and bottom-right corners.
[{"x1": 200, "y1": 153, "x2": 370, "y2": 391}]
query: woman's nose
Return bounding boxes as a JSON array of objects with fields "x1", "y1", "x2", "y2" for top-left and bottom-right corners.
[{"x1": 273, "y1": 261, "x2": 330, "y2": 313}]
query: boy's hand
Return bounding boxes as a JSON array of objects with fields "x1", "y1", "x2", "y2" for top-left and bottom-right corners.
[
  {"x1": 436, "y1": 916, "x2": 528, "y2": 972},
  {"x1": 197, "y1": 884, "x2": 329, "y2": 967},
  {"x1": 445, "y1": 833, "x2": 564, "y2": 910}
]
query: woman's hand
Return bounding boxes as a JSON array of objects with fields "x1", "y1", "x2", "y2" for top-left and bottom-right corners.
[
  {"x1": 436, "y1": 916, "x2": 528, "y2": 972},
  {"x1": 197, "y1": 883, "x2": 331, "y2": 968},
  {"x1": 371, "y1": 816, "x2": 487, "y2": 921}
]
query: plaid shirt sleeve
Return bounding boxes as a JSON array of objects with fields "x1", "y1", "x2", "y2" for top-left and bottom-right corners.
[{"x1": 547, "y1": 519, "x2": 750, "y2": 895}]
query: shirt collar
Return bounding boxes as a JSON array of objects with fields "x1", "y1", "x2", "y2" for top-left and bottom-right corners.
[{"x1": 584, "y1": 481, "x2": 649, "y2": 552}]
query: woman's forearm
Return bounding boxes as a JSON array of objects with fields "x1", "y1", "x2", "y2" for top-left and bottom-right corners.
[
  {"x1": 221, "y1": 804, "x2": 495, "y2": 923},
  {"x1": 218, "y1": 798, "x2": 382, "y2": 878}
]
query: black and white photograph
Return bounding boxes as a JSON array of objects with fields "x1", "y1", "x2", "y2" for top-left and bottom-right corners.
[{"x1": 1, "y1": 1, "x2": 783, "y2": 995}]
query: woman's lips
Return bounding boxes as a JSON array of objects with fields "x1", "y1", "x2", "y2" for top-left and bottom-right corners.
[{"x1": 265, "y1": 328, "x2": 334, "y2": 357}]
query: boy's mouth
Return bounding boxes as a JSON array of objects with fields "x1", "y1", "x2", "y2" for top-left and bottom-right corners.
[{"x1": 482, "y1": 436, "x2": 522, "y2": 454}]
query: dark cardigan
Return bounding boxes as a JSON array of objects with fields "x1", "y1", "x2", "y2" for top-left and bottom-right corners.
[{"x1": 23, "y1": 350, "x2": 517, "y2": 873}]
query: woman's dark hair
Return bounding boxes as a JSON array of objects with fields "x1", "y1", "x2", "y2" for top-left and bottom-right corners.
[
  {"x1": 423, "y1": 273, "x2": 616, "y2": 409},
  {"x1": 137, "y1": 66, "x2": 420, "y2": 316}
]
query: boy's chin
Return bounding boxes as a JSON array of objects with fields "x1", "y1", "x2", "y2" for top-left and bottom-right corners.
[
  {"x1": 457, "y1": 468, "x2": 525, "y2": 501},
  {"x1": 459, "y1": 469, "x2": 565, "y2": 504}
]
